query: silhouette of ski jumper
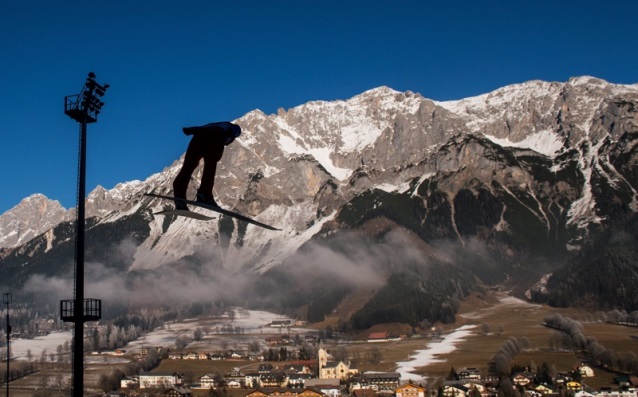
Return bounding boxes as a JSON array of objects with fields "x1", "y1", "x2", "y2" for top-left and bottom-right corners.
[{"x1": 172, "y1": 121, "x2": 241, "y2": 210}]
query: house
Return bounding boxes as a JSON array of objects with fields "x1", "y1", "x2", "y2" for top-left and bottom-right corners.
[
  {"x1": 457, "y1": 368, "x2": 481, "y2": 381},
  {"x1": 512, "y1": 373, "x2": 534, "y2": 386},
  {"x1": 245, "y1": 372, "x2": 261, "y2": 388},
  {"x1": 577, "y1": 364, "x2": 595, "y2": 378},
  {"x1": 139, "y1": 372, "x2": 183, "y2": 389},
  {"x1": 462, "y1": 383, "x2": 492, "y2": 397},
  {"x1": 367, "y1": 332, "x2": 389, "y2": 343},
  {"x1": 200, "y1": 373, "x2": 219, "y2": 389},
  {"x1": 287, "y1": 373, "x2": 313, "y2": 388},
  {"x1": 228, "y1": 368, "x2": 244, "y2": 377},
  {"x1": 597, "y1": 388, "x2": 638, "y2": 397},
  {"x1": 566, "y1": 381, "x2": 582, "y2": 391},
  {"x1": 260, "y1": 372, "x2": 288, "y2": 388},
  {"x1": 226, "y1": 368, "x2": 246, "y2": 386},
  {"x1": 269, "y1": 320, "x2": 292, "y2": 328},
  {"x1": 138, "y1": 346, "x2": 162, "y2": 356},
  {"x1": 198, "y1": 352, "x2": 210, "y2": 360},
  {"x1": 169, "y1": 352, "x2": 183, "y2": 360},
  {"x1": 395, "y1": 383, "x2": 426, "y2": 397},
  {"x1": 183, "y1": 352, "x2": 199, "y2": 360},
  {"x1": 282, "y1": 364, "x2": 312, "y2": 375},
  {"x1": 120, "y1": 376, "x2": 138, "y2": 389},
  {"x1": 362, "y1": 372, "x2": 401, "y2": 391},
  {"x1": 163, "y1": 387, "x2": 192, "y2": 397},
  {"x1": 305, "y1": 379, "x2": 341, "y2": 397},
  {"x1": 531, "y1": 384, "x2": 556, "y2": 395},
  {"x1": 349, "y1": 374, "x2": 379, "y2": 393},
  {"x1": 442, "y1": 384, "x2": 468, "y2": 397}
]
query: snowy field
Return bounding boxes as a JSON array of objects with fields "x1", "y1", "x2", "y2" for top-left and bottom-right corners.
[
  {"x1": 460, "y1": 295, "x2": 540, "y2": 320},
  {"x1": 125, "y1": 309, "x2": 303, "y2": 352},
  {"x1": 395, "y1": 325, "x2": 475, "y2": 383},
  {"x1": 7, "y1": 309, "x2": 298, "y2": 361},
  {"x1": 9, "y1": 331, "x2": 71, "y2": 361}
]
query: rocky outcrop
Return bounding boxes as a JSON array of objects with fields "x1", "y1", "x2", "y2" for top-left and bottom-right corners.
[{"x1": 0, "y1": 194, "x2": 71, "y2": 249}]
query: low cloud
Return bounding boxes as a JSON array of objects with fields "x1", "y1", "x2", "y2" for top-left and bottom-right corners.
[{"x1": 21, "y1": 228, "x2": 460, "y2": 313}]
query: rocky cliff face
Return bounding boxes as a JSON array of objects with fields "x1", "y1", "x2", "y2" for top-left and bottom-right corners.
[
  {"x1": 1, "y1": 77, "x2": 637, "y2": 322},
  {"x1": 0, "y1": 194, "x2": 71, "y2": 250}
]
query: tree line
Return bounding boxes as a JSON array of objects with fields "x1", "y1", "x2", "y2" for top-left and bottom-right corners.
[{"x1": 543, "y1": 313, "x2": 638, "y2": 374}]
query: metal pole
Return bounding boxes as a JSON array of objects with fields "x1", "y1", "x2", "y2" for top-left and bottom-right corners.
[
  {"x1": 5, "y1": 300, "x2": 8, "y2": 397},
  {"x1": 63, "y1": 73, "x2": 107, "y2": 397},
  {"x1": 3, "y1": 293, "x2": 11, "y2": 397},
  {"x1": 73, "y1": 120, "x2": 87, "y2": 397}
]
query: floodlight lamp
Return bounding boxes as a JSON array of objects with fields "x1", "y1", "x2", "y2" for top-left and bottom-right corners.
[{"x1": 88, "y1": 72, "x2": 96, "y2": 79}]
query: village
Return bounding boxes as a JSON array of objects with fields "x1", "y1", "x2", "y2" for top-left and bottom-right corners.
[
  {"x1": 98, "y1": 323, "x2": 638, "y2": 397},
  {"x1": 6, "y1": 302, "x2": 638, "y2": 397}
]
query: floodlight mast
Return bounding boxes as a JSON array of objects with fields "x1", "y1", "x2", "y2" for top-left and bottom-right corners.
[
  {"x1": 62, "y1": 72, "x2": 108, "y2": 397},
  {"x1": 3, "y1": 293, "x2": 12, "y2": 397}
]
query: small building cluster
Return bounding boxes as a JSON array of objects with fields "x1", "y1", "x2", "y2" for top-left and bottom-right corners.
[
  {"x1": 439, "y1": 364, "x2": 638, "y2": 397},
  {"x1": 111, "y1": 339, "x2": 638, "y2": 397},
  {"x1": 118, "y1": 347, "x2": 415, "y2": 396},
  {"x1": 119, "y1": 371, "x2": 421, "y2": 397}
]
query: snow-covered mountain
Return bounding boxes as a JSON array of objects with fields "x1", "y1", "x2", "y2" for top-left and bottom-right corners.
[
  {"x1": 0, "y1": 194, "x2": 71, "y2": 250},
  {"x1": 2, "y1": 76, "x2": 637, "y2": 324}
]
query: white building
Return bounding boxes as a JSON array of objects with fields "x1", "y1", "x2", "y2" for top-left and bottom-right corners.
[{"x1": 139, "y1": 372, "x2": 183, "y2": 389}]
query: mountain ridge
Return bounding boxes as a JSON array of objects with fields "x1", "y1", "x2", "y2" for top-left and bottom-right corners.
[{"x1": 2, "y1": 76, "x2": 637, "y2": 326}]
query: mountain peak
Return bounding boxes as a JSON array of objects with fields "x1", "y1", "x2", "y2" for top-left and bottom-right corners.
[
  {"x1": 567, "y1": 75, "x2": 607, "y2": 86},
  {"x1": 0, "y1": 194, "x2": 70, "y2": 249},
  {"x1": 359, "y1": 86, "x2": 400, "y2": 96}
]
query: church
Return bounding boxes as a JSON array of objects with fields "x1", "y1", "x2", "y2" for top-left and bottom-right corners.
[{"x1": 317, "y1": 348, "x2": 359, "y2": 381}]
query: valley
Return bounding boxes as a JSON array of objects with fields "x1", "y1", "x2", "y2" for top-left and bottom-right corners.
[{"x1": 6, "y1": 290, "x2": 638, "y2": 395}]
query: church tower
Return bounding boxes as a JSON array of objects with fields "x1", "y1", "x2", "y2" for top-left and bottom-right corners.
[{"x1": 317, "y1": 347, "x2": 328, "y2": 371}]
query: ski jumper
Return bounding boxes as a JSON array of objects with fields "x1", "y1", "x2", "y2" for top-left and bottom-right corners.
[{"x1": 173, "y1": 122, "x2": 241, "y2": 204}]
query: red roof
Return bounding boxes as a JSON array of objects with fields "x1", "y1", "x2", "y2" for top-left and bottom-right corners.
[{"x1": 368, "y1": 332, "x2": 388, "y2": 339}]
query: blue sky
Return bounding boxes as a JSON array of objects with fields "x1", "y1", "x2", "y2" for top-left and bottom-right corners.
[{"x1": 1, "y1": 1, "x2": 637, "y2": 214}]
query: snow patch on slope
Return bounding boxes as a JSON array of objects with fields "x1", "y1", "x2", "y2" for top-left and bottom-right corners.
[
  {"x1": 483, "y1": 129, "x2": 564, "y2": 157},
  {"x1": 270, "y1": 86, "x2": 425, "y2": 180},
  {"x1": 275, "y1": 120, "x2": 353, "y2": 180}
]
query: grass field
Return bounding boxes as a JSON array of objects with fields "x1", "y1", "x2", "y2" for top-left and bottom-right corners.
[{"x1": 338, "y1": 291, "x2": 638, "y2": 389}]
